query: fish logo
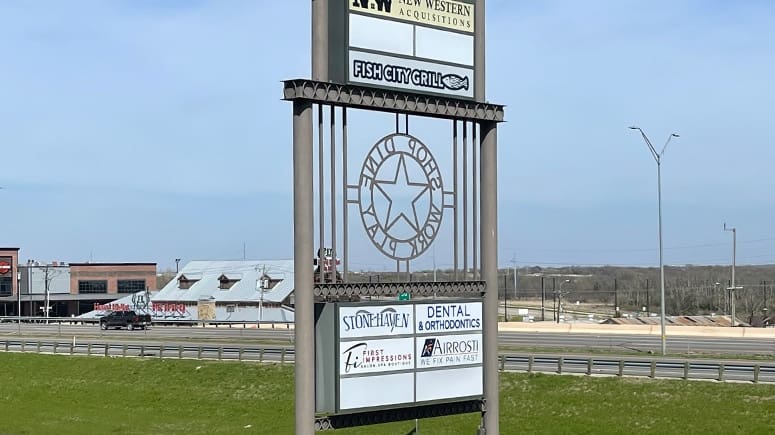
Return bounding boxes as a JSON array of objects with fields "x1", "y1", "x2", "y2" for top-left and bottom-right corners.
[{"x1": 441, "y1": 74, "x2": 469, "y2": 91}]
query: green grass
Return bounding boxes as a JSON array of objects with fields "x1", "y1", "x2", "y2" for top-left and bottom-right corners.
[{"x1": 1, "y1": 353, "x2": 774, "y2": 434}]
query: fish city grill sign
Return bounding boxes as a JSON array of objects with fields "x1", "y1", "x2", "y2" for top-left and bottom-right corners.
[{"x1": 352, "y1": 55, "x2": 469, "y2": 94}]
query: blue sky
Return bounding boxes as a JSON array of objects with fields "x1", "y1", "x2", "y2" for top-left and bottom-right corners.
[{"x1": 1, "y1": 1, "x2": 774, "y2": 271}]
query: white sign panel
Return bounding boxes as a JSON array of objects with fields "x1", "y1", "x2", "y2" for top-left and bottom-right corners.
[
  {"x1": 349, "y1": 50, "x2": 474, "y2": 99},
  {"x1": 415, "y1": 302, "x2": 482, "y2": 333},
  {"x1": 339, "y1": 337, "x2": 414, "y2": 375},
  {"x1": 416, "y1": 333, "x2": 482, "y2": 368},
  {"x1": 416, "y1": 366, "x2": 483, "y2": 402},
  {"x1": 349, "y1": 14, "x2": 474, "y2": 67},
  {"x1": 339, "y1": 304, "x2": 414, "y2": 338},
  {"x1": 414, "y1": 25, "x2": 474, "y2": 66},
  {"x1": 339, "y1": 373, "x2": 415, "y2": 410},
  {"x1": 349, "y1": 14, "x2": 413, "y2": 56}
]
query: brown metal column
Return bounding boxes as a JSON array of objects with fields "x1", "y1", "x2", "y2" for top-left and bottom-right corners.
[
  {"x1": 293, "y1": 100, "x2": 315, "y2": 435},
  {"x1": 480, "y1": 120, "x2": 499, "y2": 434}
]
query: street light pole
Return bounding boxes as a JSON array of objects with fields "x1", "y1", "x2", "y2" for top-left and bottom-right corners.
[
  {"x1": 724, "y1": 223, "x2": 737, "y2": 326},
  {"x1": 629, "y1": 127, "x2": 679, "y2": 356}
]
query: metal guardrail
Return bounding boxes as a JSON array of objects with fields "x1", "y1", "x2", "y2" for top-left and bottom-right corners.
[
  {"x1": 1, "y1": 338, "x2": 773, "y2": 383},
  {"x1": 0, "y1": 338, "x2": 295, "y2": 364},
  {"x1": 499, "y1": 354, "x2": 775, "y2": 383}
]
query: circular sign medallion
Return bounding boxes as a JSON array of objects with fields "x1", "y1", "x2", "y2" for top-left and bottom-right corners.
[
  {"x1": 358, "y1": 133, "x2": 444, "y2": 261},
  {"x1": 0, "y1": 261, "x2": 10, "y2": 275}
]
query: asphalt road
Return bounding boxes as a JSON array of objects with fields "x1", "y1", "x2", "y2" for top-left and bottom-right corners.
[{"x1": 2, "y1": 323, "x2": 774, "y2": 356}]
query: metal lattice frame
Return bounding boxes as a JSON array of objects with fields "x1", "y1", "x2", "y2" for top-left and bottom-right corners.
[
  {"x1": 314, "y1": 280, "x2": 485, "y2": 298},
  {"x1": 283, "y1": 79, "x2": 505, "y2": 123},
  {"x1": 314, "y1": 399, "x2": 485, "y2": 431}
]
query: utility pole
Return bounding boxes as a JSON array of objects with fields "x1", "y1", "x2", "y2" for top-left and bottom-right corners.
[
  {"x1": 257, "y1": 265, "x2": 267, "y2": 323},
  {"x1": 614, "y1": 278, "x2": 619, "y2": 317},
  {"x1": 552, "y1": 277, "x2": 556, "y2": 322},
  {"x1": 724, "y1": 223, "x2": 738, "y2": 326},
  {"x1": 17, "y1": 269, "x2": 21, "y2": 322},
  {"x1": 44, "y1": 264, "x2": 50, "y2": 323},
  {"x1": 541, "y1": 277, "x2": 545, "y2": 321},
  {"x1": 513, "y1": 262, "x2": 517, "y2": 300},
  {"x1": 503, "y1": 274, "x2": 508, "y2": 321},
  {"x1": 27, "y1": 260, "x2": 33, "y2": 317},
  {"x1": 646, "y1": 278, "x2": 650, "y2": 315},
  {"x1": 557, "y1": 279, "x2": 570, "y2": 323}
]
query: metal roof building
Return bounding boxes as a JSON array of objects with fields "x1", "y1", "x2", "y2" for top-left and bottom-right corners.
[{"x1": 82, "y1": 260, "x2": 296, "y2": 323}]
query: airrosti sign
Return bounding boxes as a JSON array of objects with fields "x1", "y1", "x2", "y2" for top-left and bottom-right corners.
[{"x1": 329, "y1": 0, "x2": 477, "y2": 99}]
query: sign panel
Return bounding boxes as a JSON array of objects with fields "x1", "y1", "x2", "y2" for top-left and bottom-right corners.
[
  {"x1": 416, "y1": 366, "x2": 483, "y2": 402},
  {"x1": 331, "y1": 301, "x2": 483, "y2": 413},
  {"x1": 416, "y1": 333, "x2": 482, "y2": 368},
  {"x1": 349, "y1": 14, "x2": 473, "y2": 66},
  {"x1": 339, "y1": 337, "x2": 414, "y2": 375},
  {"x1": 338, "y1": 304, "x2": 414, "y2": 338},
  {"x1": 349, "y1": 50, "x2": 474, "y2": 99},
  {"x1": 339, "y1": 373, "x2": 415, "y2": 410},
  {"x1": 329, "y1": 0, "x2": 477, "y2": 99},
  {"x1": 415, "y1": 301, "x2": 482, "y2": 333},
  {"x1": 350, "y1": 0, "x2": 475, "y2": 33}
]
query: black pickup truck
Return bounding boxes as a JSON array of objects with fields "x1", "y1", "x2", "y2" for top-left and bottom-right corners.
[{"x1": 99, "y1": 311, "x2": 152, "y2": 330}]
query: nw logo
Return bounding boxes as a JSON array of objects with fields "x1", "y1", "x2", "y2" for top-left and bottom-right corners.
[{"x1": 352, "y1": 0, "x2": 392, "y2": 13}]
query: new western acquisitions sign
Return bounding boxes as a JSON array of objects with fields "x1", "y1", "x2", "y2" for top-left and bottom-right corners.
[
  {"x1": 351, "y1": 0, "x2": 475, "y2": 33},
  {"x1": 329, "y1": 0, "x2": 477, "y2": 99}
]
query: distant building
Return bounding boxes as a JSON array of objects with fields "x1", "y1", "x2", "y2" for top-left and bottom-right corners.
[
  {"x1": 0, "y1": 248, "x2": 20, "y2": 307},
  {"x1": 0, "y1": 248, "x2": 157, "y2": 317},
  {"x1": 82, "y1": 260, "x2": 296, "y2": 322}
]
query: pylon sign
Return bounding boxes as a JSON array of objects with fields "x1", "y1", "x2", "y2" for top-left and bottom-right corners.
[
  {"x1": 289, "y1": 0, "x2": 504, "y2": 431},
  {"x1": 328, "y1": 0, "x2": 477, "y2": 99}
]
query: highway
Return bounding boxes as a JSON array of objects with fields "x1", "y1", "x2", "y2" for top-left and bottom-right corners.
[{"x1": 1, "y1": 323, "x2": 774, "y2": 356}]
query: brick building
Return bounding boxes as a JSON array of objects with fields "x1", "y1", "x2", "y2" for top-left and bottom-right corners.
[
  {"x1": 0, "y1": 248, "x2": 20, "y2": 302},
  {"x1": 0, "y1": 248, "x2": 156, "y2": 317}
]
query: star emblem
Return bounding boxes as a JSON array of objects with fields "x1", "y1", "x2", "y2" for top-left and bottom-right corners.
[
  {"x1": 374, "y1": 153, "x2": 430, "y2": 237},
  {"x1": 358, "y1": 133, "x2": 444, "y2": 261}
]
